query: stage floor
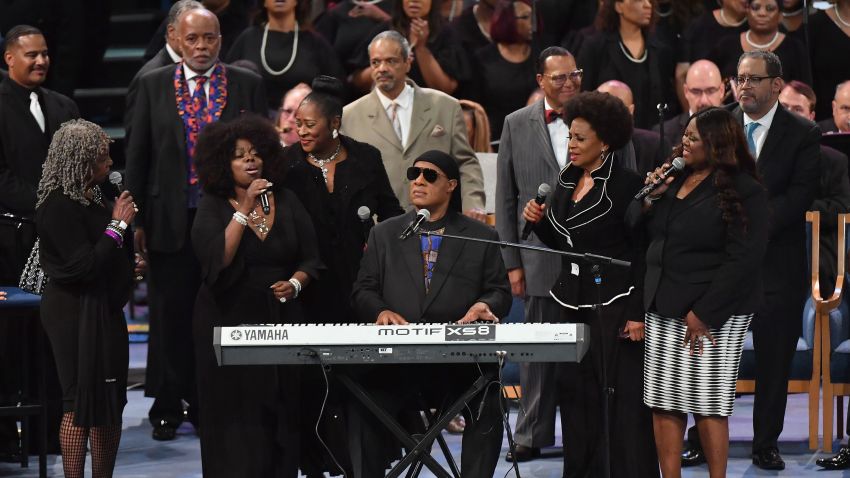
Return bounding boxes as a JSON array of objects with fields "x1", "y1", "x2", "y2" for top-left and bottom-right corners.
[{"x1": 0, "y1": 344, "x2": 839, "y2": 477}]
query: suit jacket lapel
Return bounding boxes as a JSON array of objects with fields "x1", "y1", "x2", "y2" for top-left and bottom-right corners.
[
  {"x1": 41, "y1": 89, "x2": 61, "y2": 136},
  {"x1": 530, "y1": 100, "x2": 560, "y2": 171},
  {"x1": 399, "y1": 213, "x2": 427, "y2": 311},
  {"x1": 421, "y1": 214, "x2": 467, "y2": 315},
  {"x1": 757, "y1": 106, "x2": 788, "y2": 163},
  {"x1": 366, "y1": 90, "x2": 404, "y2": 151},
  {"x1": 405, "y1": 87, "x2": 433, "y2": 154},
  {"x1": 668, "y1": 173, "x2": 716, "y2": 220}
]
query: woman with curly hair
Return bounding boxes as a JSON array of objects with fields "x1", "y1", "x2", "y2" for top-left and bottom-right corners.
[
  {"x1": 522, "y1": 91, "x2": 658, "y2": 477},
  {"x1": 191, "y1": 115, "x2": 323, "y2": 477},
  {"x1": 636, "y1": 107, "x2": 769, "y2": 477},
  {"x1": 35, "y1": 119, "x2": 141, "y2": 478}
]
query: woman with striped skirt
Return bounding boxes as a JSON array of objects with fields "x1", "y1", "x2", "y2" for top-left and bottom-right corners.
[{"x1": 633, "y1": 107, "x2": 769, "y2": 477}]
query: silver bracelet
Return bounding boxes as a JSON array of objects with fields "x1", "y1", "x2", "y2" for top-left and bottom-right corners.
[
  {"x1": 232, "y1": 211, "x2": 248, "y2": 226},
  {"x1": 288, "y1": 277, "x2": 302, "y2": 298}
]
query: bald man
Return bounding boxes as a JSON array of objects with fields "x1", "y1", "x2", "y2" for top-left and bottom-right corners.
[
  {"x1": 819, "y1": 81, "x2": 850, "y2": 134},
  {"x1": 597, "y1": 80, "x2": 666, "y2": 176},
  {"x1": 125, "y1": 7, "x2": 266, "y2": 443},
  {"x1": 653, "y1": 60, "x2": 726, "y2": 150}
]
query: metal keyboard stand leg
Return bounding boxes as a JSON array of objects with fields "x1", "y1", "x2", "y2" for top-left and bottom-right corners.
[{"x1": 405, "y1": 408, "x2": 461, "y2": 478}]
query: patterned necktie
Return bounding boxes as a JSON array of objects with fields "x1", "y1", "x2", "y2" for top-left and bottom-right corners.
[
  {"x1": 389, "y1": 101, "x2": 403, "y2": 142},
  {"x1": 192, "y1": 76, "x2": 208, "y2": 113},
  {"x1": 30, "y1": 92, "x2": 45, "y2": 133},
  {"x1": 746, "y1": 121, "x2": 760, "y2": 157}
]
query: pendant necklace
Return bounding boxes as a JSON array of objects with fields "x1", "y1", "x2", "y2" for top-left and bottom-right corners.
[
  {"x1": 308, "y1": 141, "x2": 343, "y2": 184},
  {"x1": 230, "y1": 199, "x2": 269, "y2": 237}
]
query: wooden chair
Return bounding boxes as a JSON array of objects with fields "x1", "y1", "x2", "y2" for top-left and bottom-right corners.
[
  {"x1": 820, "y1": 212, "x2": 850, "y2": 452},
  {"x1": 736, "y1": 211, "x2": 828, "y2": 451}
]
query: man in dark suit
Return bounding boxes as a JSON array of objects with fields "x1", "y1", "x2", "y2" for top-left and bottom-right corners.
[
  {"x1": 733, "y1": 51, "x2": 821, "y2": 470},
  {"x1": 597, "y1": 79, "x2": 666, "y2": 175},
  {"x1": 0, "y1": 24, "x2": 79, "y2": 459},
  {"x1": 818, "y1": 81, "x2": 850, "y2": 134},
  {"x1": 352, "y1": 150, "x2": 511, "y2": 478},
  {"x1": 125, "y1": 7, "x2": 266, "y2": 441},
  {"x1": 653, "y1": 60, "x2": 726, "y2": 154},
  {"x1": 495, "y1": 46, "x2": 577, "y2": 461},
  {"x1": 124, "y1": 0, "x2": 202, "y2": 143}
]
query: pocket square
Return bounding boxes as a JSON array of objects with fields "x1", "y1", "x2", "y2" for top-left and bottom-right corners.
[{"x1": 430, "y1": 125, "x2": 446, "y2": 137}]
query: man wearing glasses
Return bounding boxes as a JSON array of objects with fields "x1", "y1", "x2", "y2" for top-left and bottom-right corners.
[
  {"x1": 731, "y1": 50, "x2": 820, "y2": 470},
  {"x1": 125, "y1": 7, "x2": 266, "y2": 442},
  {"x1": 351, "y1": 149, "x2": 511, "y2": 478},
  {"x1": 494, "y1": 46, "x2": 582, "y2": 462}
]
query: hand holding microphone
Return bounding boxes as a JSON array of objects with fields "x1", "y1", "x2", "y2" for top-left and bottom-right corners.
[
  {"x1": 521, "y1": 183, "x2": 551, "y2": 240},
  {"x1": 634, "y1": 157, "x2": 685, "y2": 201}
]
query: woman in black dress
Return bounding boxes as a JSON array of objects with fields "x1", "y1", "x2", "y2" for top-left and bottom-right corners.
[
  {"x1": 808, "y1": 0, "x2": 850, "y2": 121},
  {"x1": 635, "y1": 108, "x2": 768, "y2": 477},
  {"x1": 679, "y1": 0, "x2": 747, "y2": 64},
  {"x1": 578, "y1": 0, "x2": 677, "y2": 130},
  {"x1": 707, "y1": 0, "x2": 811, "y2": 85},
  {"x1": 191, "y1": 115, "x2": 323, "y2": 477},
  {"x1": 35, "y1": 119, "x2": 141, "y2": 478},
  {"x1": 225, "y1": 0, "x2": 345, "y2": 111},
  {"x1": 523, "y1": 92, "x2": 658, "y2": 478}
]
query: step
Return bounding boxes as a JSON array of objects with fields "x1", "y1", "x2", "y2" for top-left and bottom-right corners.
[{"x1": 108, "y1": 11, "x2": 164, "y2": 48}]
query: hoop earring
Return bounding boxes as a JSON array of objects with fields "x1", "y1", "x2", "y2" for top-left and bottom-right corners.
[{"x1": 332, "y1": 128, "x2": 339, "y2": 139}]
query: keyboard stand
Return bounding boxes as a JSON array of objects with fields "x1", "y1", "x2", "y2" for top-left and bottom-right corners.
[{"x1": 337, "y1": 371, "x2": 491, "y2": 478}]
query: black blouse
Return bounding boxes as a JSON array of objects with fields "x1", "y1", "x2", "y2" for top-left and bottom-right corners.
[
  {"x1": 707, "y1": 33, "x2": 812, "y2": 85},
  {"x1": 472, "y1": 43, "x2": 538, "y2": 141},
  {"x1": 679, "y1": 10, "x2": 747, "y2": 63},
  {"x1": 809, "y1": 11, "x2": 850, "y2": 121},
  {"x1": 225, "y1": 26, "x2": 345, "y2": 111},
  {"x1": 314, "y1": 0, "x2": 395, "y2": 74}
]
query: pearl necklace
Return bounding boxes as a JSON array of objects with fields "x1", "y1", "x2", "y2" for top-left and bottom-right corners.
[
  {"x1": 745, "y1": 30, "x2": 780, "y2": 49},
  {"x1": 260, "y1": 21, "x2": 299, "y2": 76},
  {"x1": 308, "y1": 141, "x2": 343, "y2": 184},
  {"x1": 719, "y1": 8, "x2": 747, "y2": 27},
  {"x1": 619, "y1": 40, "x2": 648, "y2": 63},
  {"x1": 230, "y1": 199, "x2": 269, "y2": 236},
  {"x1": 655, "y1": 5, "x2": 673, "y2": 18},
  {"x1": 834, "y1": 5, "x2": 850, "y2": 28},
  {"x1": 782, "y1": 8, "x2": 803, "y2": 18}
]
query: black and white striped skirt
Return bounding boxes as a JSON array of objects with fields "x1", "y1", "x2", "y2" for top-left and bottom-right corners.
[{"x1": 643, "y1": 311, "x2": 752, "y2": 416}]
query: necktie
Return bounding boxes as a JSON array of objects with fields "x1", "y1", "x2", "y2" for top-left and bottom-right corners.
[
  {"x1": 30, "y1": 92, "x2": 45, "y2": 133},
  {"x1": 746, "y1": 121, "x2": 760, "y2": 157},
  {"x1": 545, "y1": 109, "x2": 562, "y2": 124},
  {"x1": 389, "y1": 101, "x2": 403, "y2": 142},
  {"x1": 192, "y1": 76, "x2": 208, "y2": 111}
]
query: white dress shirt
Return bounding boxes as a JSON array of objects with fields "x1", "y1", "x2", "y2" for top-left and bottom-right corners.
[
  {"x1": 545, "y1": 98, "x2": 569, "y2": 169},
  {"x1": 376, "y1": 84, "x2": 414, "y2": 147},
  {"x1": 743, "y1": 100, "x2": 779, "y2": 159},
  {"x1": 183, "y1": 63, "x2": 216, "y2": 102},
  {"x1": 165, "y1": 43, "x2": 182, "y2": 63}
]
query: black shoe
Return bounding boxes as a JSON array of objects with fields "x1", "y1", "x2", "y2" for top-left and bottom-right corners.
[
  {"x1": 152, "y1": 422, "x2": 177, "y2": 441},
  {"x1": 681, "y1": 443, "x2": 706, "y2": 467},
  {"x1": 817, "y1": 446, "x2": 850, "y2": 470},
  {"x1": 752, "y1": 447, "x2": 785, "y2": 470},
  {"x1": 505, "y1": 445, "x2": 541, "y2": 462}
]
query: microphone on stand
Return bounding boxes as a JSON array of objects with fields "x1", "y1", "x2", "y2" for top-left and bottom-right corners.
[
  {"x1": 633, "y1": 157, "x2": 685, "y2": 201},
  {"x1": 399, "y1": 209, "x2": 431, "y2": 240},
  {"x1": 521, "y1": 183, "x2": 551, "y2": 240}
]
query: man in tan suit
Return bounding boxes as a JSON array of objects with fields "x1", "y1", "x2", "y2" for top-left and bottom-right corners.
[{"x1": 341, "y1": 30, "x2": 486, "y2": 216}]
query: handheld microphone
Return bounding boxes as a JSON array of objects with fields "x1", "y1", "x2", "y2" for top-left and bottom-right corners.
[
  {"x1": 358, "y1": 205, "x2": 373, "y2": 236},
  {"x1": 633, "y1": 157, "x2": 685, "y2": 201},
  {"x1": 399, "y1": 209, "x2": 431, "y2": 240},
  {"x1": 108, "y1": 171, "x2": 124, "y2": 191},
  {"x1": 521, "y1": 183, "x2": 552, "y2": 240},
  {"x1": 259, "y1": 190, "x2": 271, "y2": 215}
]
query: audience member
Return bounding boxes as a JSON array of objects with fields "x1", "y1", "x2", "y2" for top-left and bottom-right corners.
[
  {"x1": 780, "y1": 0, "x2": 806, "y2": 34},
  {"x1": 807, "y1": 0, "x2": 850, "y2": 120},
  {"x1": 522, "y1": 91, "x2": 658, "y2": 477},
  {"x1": 451, "y1": 0, "x2": 496, "y2": 53},
  {"x1": 144, "y1": 0, "x2": 249, "y2": 62},
  {"x1": 125, "y1": 8, "x2": 266, "y2": 443},
  {"x1": 819, "y1": 81, "x2": 850, "y2": 134},
  {"x1": 277, "y1": 82, "x2": 312, "y2": 146},
  {"x1": 653, "y1": 0, "x2": 704, "y2": 110},
  {"x1": 341, "y1": 31, "x2": 486, "y2": 218},
  {"x1": 191, "y1": 115, "x2": 322, "y2": 477},
  {"x1": 655, "y1": 60, "x2": 725, "y2": 151},
  {"x1": 314, "y1": 0, "x2": 393, "y2": 81},
  {"x1": 495, "y1": 46, "x2": 579, "y2": 463},
  {"x1": 538, "y1": 0, "x2": 599, "y2": 49},
  {"x1": 226, "y1": 0, "x2": 344, "y2": 112},
  {"x1": 578, "y1": 0, "x2": 677, "y2": 129},
  {"x1": 707, "y1": 0, "x2": 811, "y2": 85},
  {"x1": 459, "y1": 99, "x2": 492, "y2": 153},
  {"x1": 597, "y1": 79, "x2": 665, "y2": 174},
  {"x1": 473, "y1": 0, "x2": 537, "y2": 141}
]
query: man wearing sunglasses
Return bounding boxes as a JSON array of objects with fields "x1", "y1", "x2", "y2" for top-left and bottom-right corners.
[
  {"x1": 351, "y1": 149, "x2": 511, "y2": 478},
  {"x1": 730, "y1": 50, "x2": 821, "y2": 471}
]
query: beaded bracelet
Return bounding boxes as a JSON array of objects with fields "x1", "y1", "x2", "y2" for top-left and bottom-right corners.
[
  {"x1": 288, "y1": 278, "x2": 302, "y2": 299},
  {"x1": 104, "y1": 228, "x2": 123, "y2": 246},
  {"x1": 232, "y1": 211, "x2": 248, "y2": 226}
]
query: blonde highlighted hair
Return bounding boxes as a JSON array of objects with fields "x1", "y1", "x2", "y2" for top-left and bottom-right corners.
[{"x1": 458, "y1": 100, "x2": 492, "y2": 153}]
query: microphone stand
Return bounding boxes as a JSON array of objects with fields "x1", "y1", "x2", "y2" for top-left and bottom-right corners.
[
  {"x1": 419, "y1": 231, "x2": 629, "y2": 478},
  {"x1": 657, "y1": 103, "x2": 668, "y2": 167}
]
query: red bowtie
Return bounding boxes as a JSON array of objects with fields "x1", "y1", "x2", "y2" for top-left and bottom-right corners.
[{"x1": 545, "y1": 109, "x2": 562, "y2": 124}]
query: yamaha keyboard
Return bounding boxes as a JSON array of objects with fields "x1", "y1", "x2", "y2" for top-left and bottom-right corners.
[{"x1": 214, "y1": 322, "x2": 588, "y2": 365}]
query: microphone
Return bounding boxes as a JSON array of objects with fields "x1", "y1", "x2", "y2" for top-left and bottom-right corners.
[
  {"x1": 259, "y1": 190, "x2": 271, "y2": 215},
  {"x1": 521, "y1": 183, "x2": 552, "y2": 240},
  {"x1": 399, "y1": 208, "x2": 431, "y2": 240},
  {"x1": 108, "y1": 171, "x2": 124, "y2": 191},
  {"x1": 633, "y1": 157, "x2": 685, "y2": 201},
  {"x1": 358, "y1": 205, "x2": 373, "y2": 236}
]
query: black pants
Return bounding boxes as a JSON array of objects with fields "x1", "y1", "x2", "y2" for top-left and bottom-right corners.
[{"x1": 145, "y1": 217, "x2": 200, "y2": 427}]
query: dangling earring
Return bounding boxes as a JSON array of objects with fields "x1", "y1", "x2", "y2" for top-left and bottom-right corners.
[
  {"x1": 332, "y1": 128, "x2": 339, "y2": 139},
  {"x1": 600, "y1": 149, "x2": 607, "y2": 160}
]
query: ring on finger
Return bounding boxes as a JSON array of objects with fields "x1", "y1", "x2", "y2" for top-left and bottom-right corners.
[{"x1": 279, "y1": 296, "x2": 286, "y2": 303}]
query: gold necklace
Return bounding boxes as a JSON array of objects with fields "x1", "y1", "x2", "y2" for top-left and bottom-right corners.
[{"x1": 231, "y1": 199, "x2": 269, "y2": 236}]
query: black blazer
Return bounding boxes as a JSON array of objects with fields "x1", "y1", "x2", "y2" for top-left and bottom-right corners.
[
  {"x1": 124, "y1": 47, "x2": 173, "y2": 144},
  {"x1": 124, "y1": 62, "x2": 266, "y2": 253},
  {"x1": 632, "y1": 128, "x2": 666, "y2": 176},
  {"x1": 533, "y1": 157, "x2": 645, "y2": 314},
  {"x1": 0, "y1": 79, "x2": 79, "y2": 215},
  {"x1": 733, "y1": 104, "x2": 820, "y2": 293},
  {"x1": 352, "y1": 211, "x2": 511, "y2": 323},
  {"x1": 640, "y1": 171, "x2": 770, "y2": 328}
]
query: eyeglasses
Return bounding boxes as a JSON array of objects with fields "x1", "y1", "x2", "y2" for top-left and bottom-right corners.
[
  {"x1": 733, "y1": 75, "x2": 777, "y2": 87},
  {"x1": 686, "y1": 87, "x2": 721, "y2": 97},
  {"x1": 407, "y1": 166, "x2": 446, "y2": 183},
  {"x1": 542, "y1": 69, "x2": 583, "y2": 87}
]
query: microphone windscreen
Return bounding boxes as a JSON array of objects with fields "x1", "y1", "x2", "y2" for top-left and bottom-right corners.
[
  {"x1": 108, "y1": 171, "x2": 123, "y2": 188},
  {"x1": 670, "y1": 157, "x2": 686, "y2": 172},
  {"x1": 357, "y1": 206, "x2": 371, "y2": 221},
  {"x1": 418, "y1": 208, "x2": 431, "y2": 221}
]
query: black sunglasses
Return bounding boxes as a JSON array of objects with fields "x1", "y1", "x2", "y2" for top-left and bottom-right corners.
[{"x1": 406, "y1": 166, "x2": 446, "y2": 183}]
